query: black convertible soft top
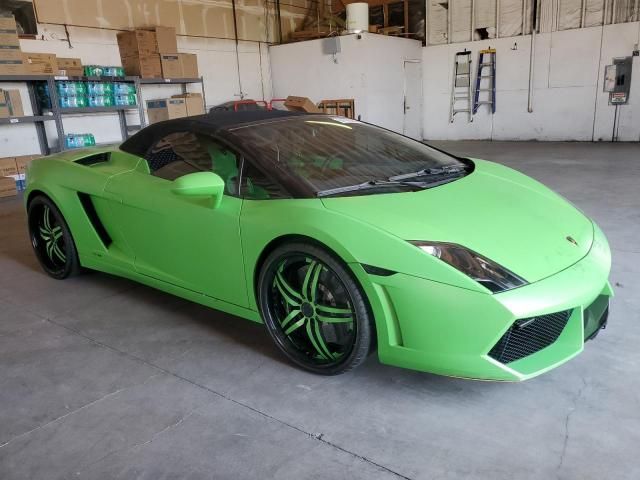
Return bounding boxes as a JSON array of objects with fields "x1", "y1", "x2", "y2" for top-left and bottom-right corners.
[{"x1": 121, "y1": 109, "x2": 309, "y2": 157}]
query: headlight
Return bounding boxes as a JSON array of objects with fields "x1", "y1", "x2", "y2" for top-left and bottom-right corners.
[{"x1": 409, "y1": 241, "x2": 527, "y2": 293}]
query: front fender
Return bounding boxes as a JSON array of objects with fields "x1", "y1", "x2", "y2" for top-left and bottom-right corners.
[{"x1": 239, "y1": 198, "x2": 485, "y2": 311}]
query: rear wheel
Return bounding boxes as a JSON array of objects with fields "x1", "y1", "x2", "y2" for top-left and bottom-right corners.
[
  {"x1": 27, "y1": 195, "x2": 81, "y2": 279},
  {"x1": 258, "y1": 242, "x2": 374, "y2": 375}
]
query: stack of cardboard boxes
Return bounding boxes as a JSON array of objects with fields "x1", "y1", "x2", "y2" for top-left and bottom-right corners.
[
  {"x1": 0, "y1": 15, "x2": 25, "y2": 75},
  {"x1": 118, "y1": 29, "x2": 161, "y2": 78},
  {"x1": 0, "y1": 15, "x2": 66, "y2": 76},
  {"x1": 117, "y1": 27, "x2": 198, "y2": 79},
  {"x1": 0, "y1": 155, "x2": 37, "y2": 198},
  {"x1": 2, "y1": 14, "x2": 198, "y2": 81},
  {"x1": 0, "y1": 14, "x2": 75, "y2": 77}
]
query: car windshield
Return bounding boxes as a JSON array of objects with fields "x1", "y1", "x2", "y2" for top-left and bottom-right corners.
[{"x1": 227, "y1": 116, "x2": 466, "y2": 198}]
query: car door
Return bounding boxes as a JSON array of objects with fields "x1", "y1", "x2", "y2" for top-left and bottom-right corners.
[{"x1": 104, "y1": 130, "x2": 248, "y2": 308}]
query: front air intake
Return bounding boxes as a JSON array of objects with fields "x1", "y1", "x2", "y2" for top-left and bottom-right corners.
[{"x1": 488, "y1": 310, "x2": 572, "y2": 364}]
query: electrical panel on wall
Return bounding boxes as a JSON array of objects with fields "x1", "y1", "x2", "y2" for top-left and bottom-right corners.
[{"x1": 606, "y1": 57, "x2": 633, "y2": 105}]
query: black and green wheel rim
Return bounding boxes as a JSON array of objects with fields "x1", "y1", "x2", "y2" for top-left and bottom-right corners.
[
  {"x1": 30, "y1": 203, "x2": 68, "y2": 274},
  {"x1": 267, "y1": 255, "x2": 356, "y2": 366}
]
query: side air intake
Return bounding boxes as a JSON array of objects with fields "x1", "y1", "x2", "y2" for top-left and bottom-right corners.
[{"x1": 77, "y1": 193, "x2": 112, "y2": 247}]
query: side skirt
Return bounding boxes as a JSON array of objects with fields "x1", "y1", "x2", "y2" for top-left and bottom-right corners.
[{"x1": 82, "y1": 257, "x2": 262, "y2": 323}]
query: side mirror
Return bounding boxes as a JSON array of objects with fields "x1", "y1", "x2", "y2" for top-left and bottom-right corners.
[{"x1": 172, "y1": 171, "x2": 225, "y2": 208}]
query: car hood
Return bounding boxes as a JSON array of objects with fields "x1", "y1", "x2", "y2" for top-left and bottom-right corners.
[{"x1": 321, "y1": 159, "x2": 593, "y2": 283}]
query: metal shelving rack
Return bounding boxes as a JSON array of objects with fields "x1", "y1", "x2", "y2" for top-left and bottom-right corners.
[{"x1": 0, "y1": 75, "x2": 206, "y2": 154}]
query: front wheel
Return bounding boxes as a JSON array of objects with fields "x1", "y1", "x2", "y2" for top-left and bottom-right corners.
[
  {"x1": 27, "y1": 195, "x2": 81, "y2": 279},
  {"x1": 258, "y1": 242, "x2": 374, "y2": 375}
]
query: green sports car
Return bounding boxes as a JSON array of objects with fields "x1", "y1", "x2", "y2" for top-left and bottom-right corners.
[{"x1": 24, "y1": 110, "x2": 612, "y2": 380}]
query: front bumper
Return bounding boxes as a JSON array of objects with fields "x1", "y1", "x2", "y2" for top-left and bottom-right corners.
[{"x1": 354, "y1": 223, "x2": 612, "y2": 381}]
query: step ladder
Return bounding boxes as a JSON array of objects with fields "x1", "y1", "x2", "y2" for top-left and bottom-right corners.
[
  {"x1": 449, "y1": 50, "x2": 472, "y2": 123},
  {"x1": 473, "y1": 48, "x2": 496, "y2": 114}
]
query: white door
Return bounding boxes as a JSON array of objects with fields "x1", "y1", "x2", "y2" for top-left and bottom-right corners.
[{"x1": 403, "y1": 60, "x2": 422, "y2": 139}]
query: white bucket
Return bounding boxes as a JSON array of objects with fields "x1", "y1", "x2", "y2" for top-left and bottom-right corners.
[{"x1": 346, "y1": 3, "x2": 369, "y2": 33}]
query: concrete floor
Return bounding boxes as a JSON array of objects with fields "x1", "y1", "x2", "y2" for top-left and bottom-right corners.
[{"x1": 0, "y1": 141, "x2": 638, "y2": 480}]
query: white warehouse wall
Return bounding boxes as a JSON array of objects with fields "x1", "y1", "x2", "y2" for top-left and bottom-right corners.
[
  {"x1": 0, "y1": 24, "x2": 272, "y2": 157},
  {"x1": 423, "y1": 22, "x2": 640, "y2": 141},
  {"x1": 269, "y1": 33, "x2": 423, "y2": 136}
]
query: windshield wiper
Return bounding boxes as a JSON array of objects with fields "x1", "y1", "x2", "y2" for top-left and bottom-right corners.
[
  {"x1": 317, "y1": 179, "x2": 427, "y2": 198},
  {"x1": 388, "y1": 164, "x2": 466, "y2": 181}
]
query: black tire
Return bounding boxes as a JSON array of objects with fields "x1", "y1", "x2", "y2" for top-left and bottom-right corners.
[
  {"x1": 258, "y1": 242, "x2": 374, "y2": 375},
  {"x1": 27, "y1": 195, "x2": 81, "y2": 280}
]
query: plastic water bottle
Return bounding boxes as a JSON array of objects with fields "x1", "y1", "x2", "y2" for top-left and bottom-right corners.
[
  {"x1": 90, "y1": 83, "x2": 99, "y2": 95},
  {"x1": 65, "y1": 134, "x2": 77, "y2": 149},
  {"x1": 85, "y1": 65, "x2": 104, "y2": 77},
  {"x1": 65, "y1": 133, "x2": 94, "y2": 149}
]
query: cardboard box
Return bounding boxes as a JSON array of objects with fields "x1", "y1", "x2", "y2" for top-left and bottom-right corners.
[
  {"x1": 57, "y1": 58, "x2": 83, "y2": 76},
  {"x1": 146, "y1": 98, "x2": 187, "y2": 124},
  {"x1": 0, "y1": 16, "x2": 20, "y2": 47},
  {"x1": 179, "y1": 53, "x2": 198, "y2": 78},
  {"x1": 57, "y1": 57, "x2": 82, "y2": 69},
  {"x1": 1, "y1": 89, "x2": 24, "y2": 116},
  {"x1": 15, "y1": 155, "x2": 37, "y2": 174},
  {"x1": 284, "y1": 96, "x2": 320, "y2": 113},
  {"x1": 0, "y1": 47, "x2": 23, "y2": 61},
  {"x1": 160, "y1": 54, "x2": 182, "y2": 78},
  {"x1": 57, "y1": 57, "x2": 83, "y2": 75},
  {"x1": 117, "y1": 30, "x2": 158, "y2": 58},
  {"x1": 0, "y1": 32, "x2": 19, "y2": 47},
  {"x1": 122, "y1": 54, "x2": 161, "y2": 78},
  {"x1": 0, "y1": 157, "x2": 18, "y2": 176},
  {"x1": 0, "y1": 61, "x2": 24, "y2": 75},
  {"x1": 154, "y1": 26, "x2": 178, "y2": 53},
  {"x1": 0, "y1": 16, "x2": 18, "y2": 30},
  {"x1": 171, "y1": 93, "x2": 204, "y2": 116},
  {"x1": 24, "y1": 53, "x2": 58, "y2": 74},
  {"x1": 0, "y1": 16, "x2": 22, "y2": 76},
  {"x1": 0, "y1": 176, "x2": 17, "y2": 198}
]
